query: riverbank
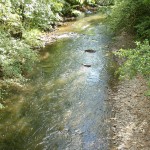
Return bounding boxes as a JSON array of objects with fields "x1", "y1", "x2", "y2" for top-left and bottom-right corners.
[
  {"x1": 109, "y1": 77, "x2": 150, "y2": 150},
  {"x1": 108, "y1": 33, "x2": 150, "y2": 149}
]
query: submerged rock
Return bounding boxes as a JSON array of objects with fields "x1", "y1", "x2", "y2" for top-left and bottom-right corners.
[
  {"x1": 85, "y1": 49, "x2": 96, "y2": 53},
  {"x1": 82, "y1": 64, "x2": 91, "y2": 67}
]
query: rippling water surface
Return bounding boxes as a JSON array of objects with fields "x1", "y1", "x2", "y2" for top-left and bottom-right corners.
[{"x1": 0, "y1": 13, "x2": 113, "y2": 150}]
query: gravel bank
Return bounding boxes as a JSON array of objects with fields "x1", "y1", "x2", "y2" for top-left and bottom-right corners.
[{"x1": 109, "y1": 77, "x2": 150, "y2": 150}]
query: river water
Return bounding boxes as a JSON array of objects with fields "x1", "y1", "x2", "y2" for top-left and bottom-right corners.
[{"x1": 0, "y1": 13, "x2": 113, "y2": 150}]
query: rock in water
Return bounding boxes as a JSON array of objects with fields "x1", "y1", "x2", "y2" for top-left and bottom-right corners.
[
  {"x1": 85, "y1": 49, "x2": 96, "y2": 53},
  {"x1": 82, "y1": 64, "x2": 91, "y2": 67}
]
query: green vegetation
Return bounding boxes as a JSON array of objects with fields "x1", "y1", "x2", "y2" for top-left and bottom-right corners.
[
  {"x1": 0, "y1": 31, "x2": 38, "y2": 96},
  {"x1": 0, "y1": 0, "x2": 111, "y2": 106},
  {"x1": 23, "y1": 29, "x2": 44, "y2": 48},
  {"x1": 115, "y1": 40, "x2": 150, "y2": 79},
  {"x1": 108, "y1": 0, "x2": 150, "y2": 92},
  {"x1": 109, "y1": 0, "x2": 150, "y2": 39}
]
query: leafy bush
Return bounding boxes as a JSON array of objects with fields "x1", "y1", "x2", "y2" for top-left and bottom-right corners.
[
  {"x1": 23, "y1": 29, "x2": 44, "y2": 48},
  {"x1": 0, "y1": 31, "x2": 38, "y2": 80},
  {"x1": 0, "y1": 31, "x2": 38, "y2": 104},
  {"x1": 135, "y1": 16, "x2": 150, "y2": 39},
  {"x1": 23, "y1": 1, "x2": 62, "y2": 30},
  {"x1": 114, "y1": 40, "x2": 150, "y2": 79},
  {"x1": 0, "y1": 0, "x2": 64, "y2": 31},
  {"x1": 96, "y1": 0, "x2": 114, "y2": 6},
  {"x1": 0, "y1": 2, "x2": 23, "y2": 37},
  {"x1": 108, "y1": 0, "x2": 137, "y2": 32},
  {"x1": 108, "y1": 0, "x2": 150, "y2": 39}
]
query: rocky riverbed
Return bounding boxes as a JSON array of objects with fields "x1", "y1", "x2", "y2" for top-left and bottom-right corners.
[{"x1": 40, "y1": 32, "x2": 79, "y2": 45}]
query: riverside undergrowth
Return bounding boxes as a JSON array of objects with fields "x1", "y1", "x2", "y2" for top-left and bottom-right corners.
[
  {"x1": 0, "y1": 31, "x2": 38, "y2": 101},
  {"x1": 108, "y1": 0, "x2": 150, "y2": 94},
  {"x1": 114, "y1": 40, "x2": 150, "y2": 95}
]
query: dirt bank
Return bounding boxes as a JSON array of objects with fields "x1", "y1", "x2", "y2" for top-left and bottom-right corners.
[
  {"x1": 109, "y1": 77, "x2": 150, "y2": 150},
  {"x1": 108, "y1": 32, "x2": 150, "y2": 150}
]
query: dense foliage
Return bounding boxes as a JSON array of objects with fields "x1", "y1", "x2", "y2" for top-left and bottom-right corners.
[
  {"x1": 0, "y1": 0, "x2": 64, "y2": 31},
  {"x1": 109, "y1": 0, "x2": 150, "y2": 92},
  {"x1": 115, "y1": 40, "x2": 150, "y2": 79},
  {"x1": 0, "y1": 32, "x2": 37, "y2": 78},
  {"x1": 109, "y1": 0, "x2": 150, "y2": 39},
  {"x1": 0, "y1": 31, "x2": 38, "y2": 103}
]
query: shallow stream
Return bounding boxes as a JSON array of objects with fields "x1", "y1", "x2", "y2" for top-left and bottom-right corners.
[{"x1": 0, "y1": 13, "x2": 114, "y2": 150}]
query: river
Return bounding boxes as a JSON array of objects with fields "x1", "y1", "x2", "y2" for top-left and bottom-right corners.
[{"x1": 0, "y1": 13, "x2": 114, "y2": 150}]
